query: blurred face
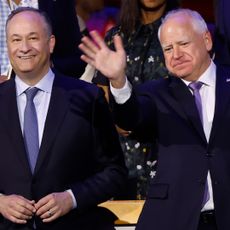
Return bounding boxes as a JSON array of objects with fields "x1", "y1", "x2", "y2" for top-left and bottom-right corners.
[
  {"x1": 140, "y1": 0, "x2": 166, "y2": 10},
  {"x1": 6, "y1": 11, "x2": 55, "y2": 83},
  {"x1": 159, "y1": 14, "x2": 212, "y2": 81}
]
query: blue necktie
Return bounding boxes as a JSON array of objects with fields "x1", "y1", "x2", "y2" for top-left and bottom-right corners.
[
  {"x1": 189, "y1": 81, "x2": 209, "y2": 207},
  {"x1": 189, "y1": 81, "x2": 203, "y2": 124},
  {"x1": 24, "y1": 88, "x2": 39, "y2": 173}
]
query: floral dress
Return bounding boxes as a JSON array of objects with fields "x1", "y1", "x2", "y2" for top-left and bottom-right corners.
[{"x1": 93, "y1": 18, "x2": 168, "y2": 199}]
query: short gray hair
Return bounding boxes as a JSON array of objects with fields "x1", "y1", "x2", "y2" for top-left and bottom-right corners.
[{"x1": 158, "y1": 9, "x2": 208, "y2": 39}]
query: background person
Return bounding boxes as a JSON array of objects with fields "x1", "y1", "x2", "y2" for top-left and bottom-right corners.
[
  {"x1": 93, "y1": 0, "x2": 179, "y2": 199},
  {"x1": 213, "y1": 0, "x2": 230, "y2": 66},
  {"x1": 75, "y1": 0, "x2": 105, "y2": 37}
]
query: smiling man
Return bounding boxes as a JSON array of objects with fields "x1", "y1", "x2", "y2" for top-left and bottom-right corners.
[
  {"x1": 0, "y1": 0, "x2": 85, "y2": 79},
  {"x1": 0, "y1": 7, "x2": 127, "y2": 230},
  {"x1": 6, "y1": 8, "x2": 55, "y2": 85}
]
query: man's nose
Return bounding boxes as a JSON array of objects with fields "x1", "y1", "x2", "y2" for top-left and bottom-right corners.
[
  {"x1": 172, "y1": 46, "x2": 182, "y2": 59},
  {"x1": 20, "y1": 40, "x2": 31, "y2": 52}
]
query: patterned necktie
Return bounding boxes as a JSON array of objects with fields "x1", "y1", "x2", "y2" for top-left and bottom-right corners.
[
  {"x1": 189, "y1": 81, "x2": 210, "y2": 207},
  {"x1": 23, "y1": 87, "x2": 39, "y2": 173}
]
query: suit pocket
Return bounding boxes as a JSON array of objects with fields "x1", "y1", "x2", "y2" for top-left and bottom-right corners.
[{"x1": 147, "y1": 183, "x2": 169, "y2": 199}]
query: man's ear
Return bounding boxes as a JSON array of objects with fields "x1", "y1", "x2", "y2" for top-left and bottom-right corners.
[
  {"x1": 203, "y1": 31, "x2": 213, "y2": 51},
  {"x1": 49, "y1": 35, "x2": 56, "y2": 54}
]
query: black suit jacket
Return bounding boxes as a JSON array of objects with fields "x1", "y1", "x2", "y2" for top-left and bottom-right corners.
[
  {"x1": 38, "y1": 0, "x2": 86, "y2": 77},
  {"x1": 113, "y1": 65, "x2": 230, "y2": 230},
  {"x1": 214, "y1": 0, "x2": 230, "y2": 66},
  {"x1": 0, "y1": 71, "x2": 127, "y2": 229}
]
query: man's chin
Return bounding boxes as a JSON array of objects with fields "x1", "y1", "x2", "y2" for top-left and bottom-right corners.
[
  {"x1": 16, "y1": 68, "x2": 34, "y2": 73},
  {"x1": 170, "y1": 69, "x2": 189, "y2": 78},
  {"x1": 14, "y1": 69, "x2": 34, "y2": 77},
  {"x1": 171, "y1": 65, "x2": 192, "y2": 76}
]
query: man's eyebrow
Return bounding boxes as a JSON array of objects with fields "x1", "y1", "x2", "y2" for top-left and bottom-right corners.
[{"x1": 10, "y1": 32, "x2": 39, "y2": 36}]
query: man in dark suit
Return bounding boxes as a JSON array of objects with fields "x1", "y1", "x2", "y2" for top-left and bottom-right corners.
[
  {"x1": 0, "y1": 7, "x2": 127, "y2": 230},
  {"x1": 39, "y1": 0, "x2": 86, "y2": 77},
  {"x1": 79, "y1": 8, "x2": 230, "y2": 230}
]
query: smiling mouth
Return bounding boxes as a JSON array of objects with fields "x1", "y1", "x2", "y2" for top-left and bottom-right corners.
[{"x1": 18, "y1": 55, "x2": 35, "y2": 59}]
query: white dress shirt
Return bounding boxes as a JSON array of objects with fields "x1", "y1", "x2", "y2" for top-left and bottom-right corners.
[
  {"x1": 15, "y1": 68, "x2": 53, "y2": 145},
  {"x1": 182, "y1": 61, "x2": 216, "y2": 211},
  {"x1": 15, "y1": 68, "x2": 77, "y2": 208}
]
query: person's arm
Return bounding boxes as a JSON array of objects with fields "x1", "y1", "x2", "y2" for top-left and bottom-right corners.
[
  {"x1": 79, "y1": 31, "x2": 157, "y2": 140},
  {"x1": 68, "y1": 88, "x2": 128, "y2": 211},
  {"x1": 35, "y1": 87, "x2": 127, "y2": 217}
]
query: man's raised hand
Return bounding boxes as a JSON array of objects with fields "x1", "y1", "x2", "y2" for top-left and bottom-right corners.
[{"x1": 79, "y1": 31, "x2": 127, "y2": 88}]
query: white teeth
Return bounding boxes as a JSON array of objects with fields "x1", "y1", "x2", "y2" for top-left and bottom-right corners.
[
  {"x1": 19, "y1": 56, "x2": 33, "y2": 59},
  {"x1": 21, "y1": 57, "x2": 30, "y2": 59}
]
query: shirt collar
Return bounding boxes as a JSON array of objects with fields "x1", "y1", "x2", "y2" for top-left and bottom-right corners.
[
  {"x1": 182, "y1": 60, "x2": 216, "y2": 87},
  {"x1": 15, "y1": 68, "x2": 55, "y2": 96}
]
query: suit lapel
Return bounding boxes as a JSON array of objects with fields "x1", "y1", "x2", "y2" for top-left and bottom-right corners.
[
  {"x1": 169, "y1": 77, "x2": 207, "y2": 143},
  {"x1": 209, "y1": 66, "x2": 230, "y2": 143},
  {"x1": 0, "y1": 80, "x2": 32, "y2": 176},
  {"x1": 34, "y1": 75, "x2": 69, "y2": 173}
]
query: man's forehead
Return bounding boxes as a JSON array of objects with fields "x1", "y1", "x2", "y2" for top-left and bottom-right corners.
[
  {"x1": 8, "y1": 11, "x2": 43, "y2": 25},
  {"x1": 163, "y1": 14, "x2": 191, "y2": 29},
  {"x1": 160, "y1": 16, "x2": 193, "y2": 39},
  {"x1": 7, "y1": 12, "x2": 45, "y2": 32}
]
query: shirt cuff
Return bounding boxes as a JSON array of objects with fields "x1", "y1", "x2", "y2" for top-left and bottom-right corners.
[
  {"x1": 66, "y1": 189, "x2": 77, "y2": 209},
  {"x1": 110, "y1": 77, "x2": 132, "y2": 104}
]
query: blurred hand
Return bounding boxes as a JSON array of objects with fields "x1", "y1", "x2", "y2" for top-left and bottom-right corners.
[
  {"x1": 0, "y1": 194, "x2": 36, "y2": 224},
  {"x1": 79, "y1": 31, "x2": 127, "y2": 88},
  {"x1": 35, "y1": 192, "x2": 73, "y2": 223}
]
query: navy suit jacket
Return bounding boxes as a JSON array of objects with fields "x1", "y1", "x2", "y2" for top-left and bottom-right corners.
[
  {"x1": 0, "y1": 72, "x2": 127, "y2": 229},
  {"x1": 38, "y1": 0, "x2": 86, "y2": 77},
  {"x1": 214, "y1": 0, "x2": 230, "y2": 65},
  {"x1": 113, "y1": 65, "x2": 230, "y2": 230}
]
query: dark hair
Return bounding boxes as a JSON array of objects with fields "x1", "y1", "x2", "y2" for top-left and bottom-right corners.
[
  {"x1": 119, "y1": 0, "x2": 179, "y2": 35},
  {"x1": 6, "y1": 7, "x2": 53, "y2": 36}
]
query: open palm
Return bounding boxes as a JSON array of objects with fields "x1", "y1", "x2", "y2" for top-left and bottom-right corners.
[{"x1": 79, "y1": 31, "x2": 126, "y2": 85}]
